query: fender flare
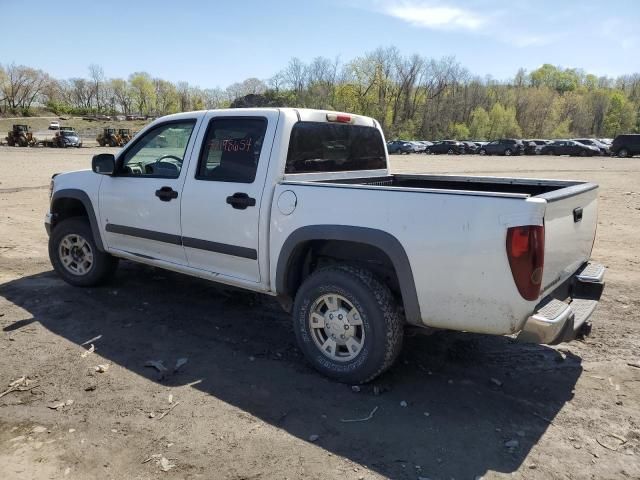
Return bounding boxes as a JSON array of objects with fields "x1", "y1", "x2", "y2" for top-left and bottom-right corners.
[
  {"x1": 51, "y1": 188, "x2": 105, "y2": 252},
  {"x1": 276, "y1": 225, "x2": 421, "y2": 325}
]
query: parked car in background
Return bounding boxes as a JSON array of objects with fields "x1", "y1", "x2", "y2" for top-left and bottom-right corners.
[
  {"x1": 409, "y1": 141, "x2": 426, "y2": 153},
  {"x1": 54, "y1": 129, "x2": 82, "y2": 148},
  {"x1": 387, "y1": 140, "x2": 417, "y2": 154},
  {"x1": 426, "y1": 140, "x2": 465, "y2": 155},
  {"x1": 598, "y1": 138, "x2": 613, "y2": 146},
  {"x1": 478, "y1": 139, "x2": 524, "y2": 156},
  {"x1": 522, "y1": 140, "x2": 550, "y2": 155},
  {"x1": 416, "y1": 140, "x2": 433, "y2": 152},
  {"x1": 540, "y1": 140, "x2": 600, "y2": 157},
  {"x1": 610, "y1": 134, "x2": 640, "y2": 158},
  {"x1": 461, "y1": 141, "x2": 478, "y2": 154},
  {"x1": 48, "y1": 121, "x2": 60, "y2": 130},
  {"x1": 574, "y1": 139, "x2": 609, "y2": 156}
]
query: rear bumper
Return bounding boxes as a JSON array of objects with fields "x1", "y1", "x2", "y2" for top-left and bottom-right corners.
[{"x1": 517, "y1": 262, "x2": 605, "y2": 345}]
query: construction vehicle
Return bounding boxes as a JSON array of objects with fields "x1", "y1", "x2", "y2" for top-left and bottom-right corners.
[
  {"x1": 118, "y1": 128, "x2": 132, "y2": 145},
  {"x1": 96, "y1": 128, "x2": 120, "y2": 147},
  {"x1": 6, "y1": 125, "x2": 36, "y2": 147}
]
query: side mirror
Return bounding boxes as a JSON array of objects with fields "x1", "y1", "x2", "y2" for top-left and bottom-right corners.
[{"x1": 92, "y1": 153, "x2": 116, "y2": 175}]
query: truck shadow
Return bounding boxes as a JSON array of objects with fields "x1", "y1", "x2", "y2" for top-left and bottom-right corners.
[{"x1": 0, "y1": 263, "x2": 582, "y2": 479}]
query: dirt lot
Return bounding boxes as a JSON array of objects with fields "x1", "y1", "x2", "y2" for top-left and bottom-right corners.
[{"x1": 0, "y1": 148, "x2": 639, "y2": 480}]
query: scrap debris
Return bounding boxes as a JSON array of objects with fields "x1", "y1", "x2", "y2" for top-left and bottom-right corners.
[
  {"x1": 596, "y1": 433, "x2": 628, "y2": 451},
  {"x1": 174, "y1": 358, "x2": 188, "y2": 373},
  {"x1": 142, "y1": 454, "x2": 176, "y2": 472},
  {"x1": 145, "y1": 360, "x2": 168, "y2": 373},
  {"x1": 81, "y1": 344, "x2": 95, "y2": 358},
  {"x1": 340, "y1": 406, "x2": 379, "y2": 423},
  {"x1": 95, "y1": 364, "x2": 110, "y2": 373},
  {"x1": 48, "y1": 399, "x2": 74, "y2": 410},
  {"x1": 0, "y1": 376, "x2": 37, "y2": 398},
  {"x1": 158, "y1": 401, "x2": 180, "y2": 420}
]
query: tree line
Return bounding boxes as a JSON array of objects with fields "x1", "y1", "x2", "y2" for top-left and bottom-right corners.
[{"x1": 1, "y1": 46, "x2": 639, "y2": 139}]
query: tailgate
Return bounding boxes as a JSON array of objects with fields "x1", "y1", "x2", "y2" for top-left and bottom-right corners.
[{"x1": 540, "y1": 184, "x2": 598, "y2": 296}]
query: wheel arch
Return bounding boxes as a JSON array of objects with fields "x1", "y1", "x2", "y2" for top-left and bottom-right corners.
[
  {"x1": 51, "y1": 189, "x2": 105, "y2": 251},
  {"x1": 275, "y1": 225, "x2": 421, "y2": 325}
]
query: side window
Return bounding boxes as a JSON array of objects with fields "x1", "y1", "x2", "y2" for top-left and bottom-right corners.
[
  {"x1": 120, "y1": 121, "x2": 196, "y2": 178},
  {"x1": 196, "y1": 117, "x2": 267, "y2": 183}
]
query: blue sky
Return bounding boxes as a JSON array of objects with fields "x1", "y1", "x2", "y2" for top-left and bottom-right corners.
[{"x1": 1, "y1": 0, "x2": 638, "y2": 87}]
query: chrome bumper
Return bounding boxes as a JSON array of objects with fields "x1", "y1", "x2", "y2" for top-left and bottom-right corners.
[{"x1": 518, "y1": 262, "x2": 605, "y2": 345}]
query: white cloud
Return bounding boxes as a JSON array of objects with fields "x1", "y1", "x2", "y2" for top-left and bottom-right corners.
[
  {"x1": 367, "y1": 1, "x2": 564, "y2": 48},
  {"x1": 383, "y1": 3, "x2": 486, "y2": 31}
]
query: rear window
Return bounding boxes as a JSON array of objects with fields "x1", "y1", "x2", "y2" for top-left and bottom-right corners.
[{"x1": 285, "y1": 122, "x2": 386, "y2": 174}]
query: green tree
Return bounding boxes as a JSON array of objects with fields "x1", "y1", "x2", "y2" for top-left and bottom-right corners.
[
  {"x1": 129, "y1": 72, "x2": 155, "y2": 115},
  {"x1": 603, "y1": 91, "x2": 635, "y2": 136},
  {"x1": 449, "y1": 122, "x2": 470, "y2": 139},
  {"x1": 468, "y1": 106, "x2": 490, "y2": 139},
  {"x1": 488, "y1": 103, "x2": 522, "y2": 138}
]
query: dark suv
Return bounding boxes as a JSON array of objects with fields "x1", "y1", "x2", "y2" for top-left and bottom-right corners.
[
  {"x1": 610, "y1": 134, "x2": 640, "y2": 158},
  {"x1": 478, "y1": 139, "x2": 524, "y2": 156},
  {"x1": 426, "y1": 140, "x2": 465, "y2": 155}
]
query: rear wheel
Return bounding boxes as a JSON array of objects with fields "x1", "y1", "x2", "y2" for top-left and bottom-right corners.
[
  {"x1": 425, "y1": 148, "x2": 432, "y2": 154},
  {"x1": 479, "y1": 148, "x2": 486, "y2": 156},
  {"x1": 579, "y1": 150, "x2": 588, "y2": 157},
  {"x1": 447, "y1": 148, "x2": 454, "y2": 155},
  {"x1": 292, "y1": 265, "x2": 403, "y2": 384},
  {"x1": 49, "y1": 217, "x2": 118, "y2": 287},
  {"x1": 504, "y1": 148, "x2": 513, "y2": 156},
  {"x1": 547, "y1": 149, "x2": 555, "y2": 156},
  {"x1": 18, "y1": 136, "x2": 27, "y2": 147},
  {"x1": 618, "y1": 148, "x2": 629, "y2": 158}
]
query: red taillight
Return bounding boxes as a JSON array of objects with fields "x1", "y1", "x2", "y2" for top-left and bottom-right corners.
[
  {"x1": 326, "y1": 113, "x2": 353, "y2": 123},
  {"x1": 506, "y1": 225, "x2": 545, "y2": 301}
]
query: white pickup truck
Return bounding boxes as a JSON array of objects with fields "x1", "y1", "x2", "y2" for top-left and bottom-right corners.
[{"x1": 46, "y1": 108, "x2": 605, "y2": 383}]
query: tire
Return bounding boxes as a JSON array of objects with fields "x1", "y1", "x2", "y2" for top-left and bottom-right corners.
[
  {"x1": 18, "y1": 136, "x2": 27, "y2": 147},
  {"x1": 618, "y1": 148, "x2": 629, "y2": 158},
  {"x1": 547, "y1": 149, "x2": 555, "y2": 156},
  {"x1": 425, "y1": 148, "x2": 431, "y2": 154},
  {"x1": 447, "y1": 148, "x2": 454, "y2": 155},
  {"x1": 504, "y1": 148, "x2": 512, "y2": 156},
  {"x1": 479, "y1": 149, "x2": 486, "y2": 156},
  {"x1": 49, "y1": 217, "x2": 118, "y2": 287},
  {"x1": 292, "y1": 265, "x2": 403, "y2": 384},
  {"x1": 579, "y1": 150, "x2": 587, "y2": 157}
]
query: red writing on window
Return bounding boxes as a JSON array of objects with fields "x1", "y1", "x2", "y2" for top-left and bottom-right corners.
[{"x1": 207, "y1": 138, "x2": 252, "y2": 152}]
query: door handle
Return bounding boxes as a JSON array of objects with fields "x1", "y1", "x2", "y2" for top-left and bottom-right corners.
[
  {"x1": 226, "y1": 192, "x2": 256, "y2": 210},
  {"x1": 155, "y1": 186, "x2": 178, "y2": 202}
]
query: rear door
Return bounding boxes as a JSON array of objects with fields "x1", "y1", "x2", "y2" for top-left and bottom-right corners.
[
  {"x1": 180, "y1": 110, "x2": 279, "y2": 283},
  {"x1": 99, "y1": 118, "x2": 200, "y2": 265}
]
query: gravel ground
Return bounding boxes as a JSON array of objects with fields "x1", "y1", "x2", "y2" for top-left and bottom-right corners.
[{"x1": 0, "y1": 147, "x2": 638, "y2": 479}]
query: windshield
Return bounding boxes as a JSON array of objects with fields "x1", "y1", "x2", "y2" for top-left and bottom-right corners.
[{"x1": 286, "y1": 122, "x2": 386, "y2": 174}]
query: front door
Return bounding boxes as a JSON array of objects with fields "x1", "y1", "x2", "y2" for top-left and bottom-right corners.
[
  {"x1": 180, "y1": 111, "x2": 279, "y2": 283},
  {"x1": 99, "y1": 118, "x2": 200, "y2": 265}
]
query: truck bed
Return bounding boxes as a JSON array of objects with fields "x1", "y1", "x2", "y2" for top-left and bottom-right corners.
[{"x1": 321, "y1": 174, "x2": 597, "y2": 200}]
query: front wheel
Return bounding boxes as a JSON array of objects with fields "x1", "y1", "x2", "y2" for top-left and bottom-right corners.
[
  {"x1": 479, "y1": 149, "x2": 486, "y2": 156},
  {"x1": 49, "y1": 217, "x2": 118, "y2": 287},
  {"x1": 504, "y1": 148, "x2": 513, "y2": 156},
  {"x1": 618, "y1": 148, "x2": 629, "y2": 158},
  {"x1": 292, "y1": 265, "x2": 403, "y2": 384}
]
